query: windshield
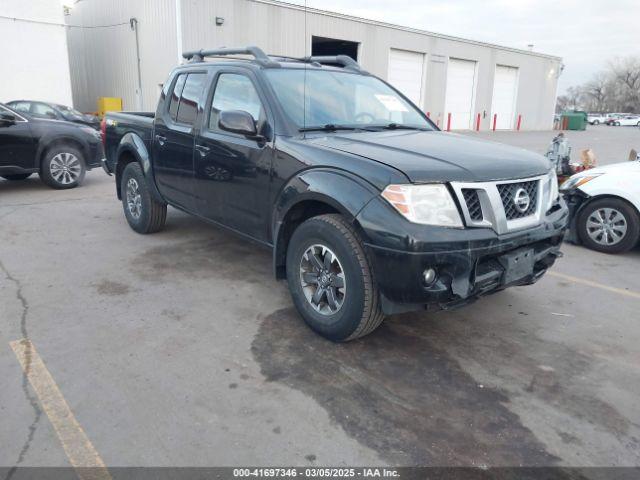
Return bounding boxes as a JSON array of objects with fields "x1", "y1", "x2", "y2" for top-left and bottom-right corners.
[
  {"x1": 57, "y1": 104, "x2": 87, "y2": 120},
  {"x1": 264, "y1": 69, "x2": 433, "y2": 130}
]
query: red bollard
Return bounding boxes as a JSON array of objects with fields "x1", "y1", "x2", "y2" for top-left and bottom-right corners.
[
  {"x1": 476, "y1": 113, "x2": 481, "y2": 131},
  {"x1": 446, "y1": 113, "x2": 452, "y2": 131},
  {"x1": 516, "y1": 114, "x2": 522, "y2": 131},
  {"x1": 492, "y1": 114, "x2": 497, "y2": 131}
]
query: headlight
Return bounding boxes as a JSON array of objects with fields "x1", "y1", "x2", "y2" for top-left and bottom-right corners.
[
  {"x1": 559, "y1": 173, "x2": 602, "y2": 191},
  {"x1": 81, "y1": 126, "x2": 101, "y2": 139},
  {"x1": 381, "y1": 184, "x2": 463, "y2": 227}
]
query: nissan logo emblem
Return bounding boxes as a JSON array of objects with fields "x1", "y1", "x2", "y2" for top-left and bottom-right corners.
[{"x1": 513, "y1": 188, "x2": 531, "y2": 213}]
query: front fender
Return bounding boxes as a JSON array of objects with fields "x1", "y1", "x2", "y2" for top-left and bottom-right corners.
[
  {"x1": 115, "y1": 133, "x2": 164, "y2": 203},
  {"x1": 272, "y1": 168, "x2": 380, "y2": 278}
]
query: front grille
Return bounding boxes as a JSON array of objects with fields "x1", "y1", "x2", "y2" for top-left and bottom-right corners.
[
  {"x1": 462, "y1": 189, "x2": 483, "y2": 221},
  {"x1": 497, "y1": 180, "x2": 538, "y2": 219}
]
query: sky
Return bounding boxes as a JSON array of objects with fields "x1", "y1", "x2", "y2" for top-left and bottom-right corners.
[{"x1": 290, "y1": 0, "x2": 639, "y2": 93}]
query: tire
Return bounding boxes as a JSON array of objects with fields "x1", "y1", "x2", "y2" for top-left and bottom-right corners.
[
  {"x1": 286, "y1": 214, "x2": 384, "y2": 342},
  {"x1": 1, "y1": 173, "x2": 32, "y2": 181},
  {"x1": 40, "y1": 145, "x2": 86, "y2": 189},
  {"x1": 121, "y1": 162, "x2": 167, "y2": 234},
  {"x1": 577, "y1": 198, "x2": 639, "y2": 254},
  {"x1": 593, "y1": 120, "x2": 599, "y2": 125},
  {"x1": 614, "y1": 122, "x2": 620, "y2": 126}
]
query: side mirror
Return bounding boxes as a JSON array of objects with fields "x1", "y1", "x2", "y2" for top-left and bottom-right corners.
[
  {"x1": 45, "y1": 111, "x2": 58, "y2": 119},
  {"x1": 0, "y1": 112, "x2": 16, "y2": 126},
  {"x1": 218, "y1": 110, "x2": 258, "y2": 137}
]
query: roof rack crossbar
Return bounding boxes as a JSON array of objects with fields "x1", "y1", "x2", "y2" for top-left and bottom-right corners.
[
  {"x1": 304, "y1": 55, "x2": 363, "y2": 71},
  {"x1": 182, "y1": 46, "x2": 280, "y2": 67}
]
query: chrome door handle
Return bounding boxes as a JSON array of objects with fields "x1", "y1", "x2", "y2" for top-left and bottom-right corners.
[
  {"x1": 155, "y1": 135, "x2": 166, "y2": 146},
  {"x1": 195, "y1": 144, "x2": 210, "y2": 156}
]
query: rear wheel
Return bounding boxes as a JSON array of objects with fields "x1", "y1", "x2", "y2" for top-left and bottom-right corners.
[
  {"x1": 577, "y1": 198, "x2": 639, "y2": 253},
  {"x1": 1, "y1": 173, "x2": 32, "y2": 181},
  {"x1": 40, "y1": 146, "x2": 85, "y2": 189},
  {"x1": 121, "y1": 162, "x2": 167, "y2": 234},
  {"x1": 593, "y1": 120, "x2": 599, "y2": 125},
  {"x1": 286, "y1": 214, "x2": 384, "y2": 342}
]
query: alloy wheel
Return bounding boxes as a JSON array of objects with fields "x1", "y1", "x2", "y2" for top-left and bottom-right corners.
[
  {"x1": 49, "y1": 153, "x2": 81, "y2": 185},
  {"x1": 586, "y1": 208, "x2": 627, "y2": 246},
  {"x1": 126, "y1": 178, "x2": 143, "y2": 220},
  {"x1": 299, "y1": 244, "x2": 346, "y2": 315}
]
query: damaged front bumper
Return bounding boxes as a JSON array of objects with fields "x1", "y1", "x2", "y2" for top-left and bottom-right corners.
[
  {"x1": 356, "y1": 197, "x2": 569, "y2": 315},
  {"x1": 560, "y1": 188, "x2": 590, "y2": 244}
]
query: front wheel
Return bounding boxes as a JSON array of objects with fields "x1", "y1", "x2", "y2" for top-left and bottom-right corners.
[
  {"x1": 1, "y1": 173, "x2": 32, "y2": 181},
  {"x1": 593, "y1": 120, "x2": 599, "y2": 125},
  {"x1": 577, "y1": 198, "x2": 639, "y2": 253},
  {"x1": 286, "y1": 214, "x2": 384, "y2": 342},
  {"x1": 121, "y1": 162, "x2": 167, "y2": 234}
]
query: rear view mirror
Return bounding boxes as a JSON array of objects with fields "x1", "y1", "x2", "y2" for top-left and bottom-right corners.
[
  {"x1": 219, "y1": 110, "x2": 258, "y2": 137},
  {"x1": 0, "y1": 112, "x2": 16, "y2": 126}
]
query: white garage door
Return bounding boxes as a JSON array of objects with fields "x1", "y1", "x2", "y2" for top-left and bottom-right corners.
[
  {"x1": 444, "y1": 58, "x2": 477, "y2": 130},
  {"x1": 491, "y1": 65, "x2": 519, "y2": 129},
  {"x1": 387, "y1": 48, "x2": 425, "y2": 107}
]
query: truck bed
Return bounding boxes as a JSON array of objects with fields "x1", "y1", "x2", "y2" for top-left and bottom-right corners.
[{"x1": 104, "y1": 111, "x2": 155, "y2": 170}]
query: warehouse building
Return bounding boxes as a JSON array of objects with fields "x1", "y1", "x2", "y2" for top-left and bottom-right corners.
[
  {"x1": 66, "y1": 0, "x2": 562, "y2": 130},
  {"x1": 1, "y1": 0, "x2": 73, "y2": 105}
]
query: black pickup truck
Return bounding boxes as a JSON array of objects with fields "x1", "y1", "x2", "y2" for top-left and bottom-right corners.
[{"x1": 103, "y1": 47, "x2": 568, "y2": 341}]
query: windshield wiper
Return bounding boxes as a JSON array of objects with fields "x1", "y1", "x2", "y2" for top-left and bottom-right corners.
[
  {"x1": 299, "y1": 124, "x2": 359, "y2": 132},
  {"x1": 365, "y1": 123, "x2": 428, "y2": 131}
]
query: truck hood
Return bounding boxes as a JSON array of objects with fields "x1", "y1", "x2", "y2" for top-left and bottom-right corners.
[{"x1": 309, "y1": 130, "x2": 551, "y2": 183}]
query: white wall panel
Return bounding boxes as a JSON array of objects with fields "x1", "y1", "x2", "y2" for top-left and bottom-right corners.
[{"x1": 0, "y1": 0, "x2": 73, "y2": 105}]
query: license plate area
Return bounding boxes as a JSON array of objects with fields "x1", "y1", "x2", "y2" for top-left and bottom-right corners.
[{"x1": 498, "y1": 247, "x2": 535, "y2": 284}]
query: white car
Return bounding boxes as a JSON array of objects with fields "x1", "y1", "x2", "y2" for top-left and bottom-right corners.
[
  {"x1": 561, "y1": 160, "x2": 640, "y2": 253},
  {"x1": 611, "y1": 115, "x2": 640, "y2": 126},
  {"x1": 587, "y1": 113, "x2": 607, "y2": 125}
]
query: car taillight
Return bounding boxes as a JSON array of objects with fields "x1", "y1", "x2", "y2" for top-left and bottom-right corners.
[{"x1": 100, "y1": 118, "x2": 106, "y2": 145}]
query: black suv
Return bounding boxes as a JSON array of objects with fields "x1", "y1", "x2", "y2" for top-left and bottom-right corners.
[
  {"x1": 0, "y1": 103, "x2": 104, "y2": 189},
  {"x1": 7, "y1": 100, "x2": 101, "y2": 129},
  {"x1": 103, "y1": 47, "x2": 568, "y2": 341}
]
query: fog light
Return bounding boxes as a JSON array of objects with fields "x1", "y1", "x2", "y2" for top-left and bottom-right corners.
[{"x1": 422, "y1": 268, "x2": 437, "y2": 285}]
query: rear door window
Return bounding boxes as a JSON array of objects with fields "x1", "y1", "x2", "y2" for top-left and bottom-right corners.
[
  {"x1": 11, "y1": 102, "x2": 31, "y2": 114},
  {"x1": 167, "y1": 72, "x2": 207, "y2": 125},
  {"x1": 31, "y1": 103, "x2": 58, "y2": 119},
  {"x1": 168, "y1": 74, "x2": 187, "y2": 121},
  {"x1": 176, "y1": 73, "x2": 207, "y2": 125}
]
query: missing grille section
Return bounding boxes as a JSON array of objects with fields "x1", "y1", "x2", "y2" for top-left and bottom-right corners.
[
  {"x1": 497, "y1": 181, "x2": 538, "y2": 220},
  {"x1": 462, "y1": 189, "x2": 483, "y2": 221}
]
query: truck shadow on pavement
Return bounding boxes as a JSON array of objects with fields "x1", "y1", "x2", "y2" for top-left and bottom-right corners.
[
  {"x1": 252, "y1": 304, "x2": 632, "y2": 468},
  {"x1": 252, "y1": 308, "x2": 560, "y2": 467}
]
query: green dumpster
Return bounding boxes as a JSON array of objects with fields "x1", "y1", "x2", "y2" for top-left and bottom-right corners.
[{"x1": 561, "y1": 111, "x2": 587, "y2": 130}]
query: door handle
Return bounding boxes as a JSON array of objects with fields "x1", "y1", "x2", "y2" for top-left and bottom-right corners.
[
  {"x1": 195, "y1": 144, "x2": 210, "y2": 156},
  {"x1": 155, "y1": 135, "x2": 166, "y2": 146}
]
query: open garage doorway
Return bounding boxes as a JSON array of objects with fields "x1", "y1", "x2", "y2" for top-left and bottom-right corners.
[{"x1": 311, "y1": 36, "x2": 359, "y2": 61}]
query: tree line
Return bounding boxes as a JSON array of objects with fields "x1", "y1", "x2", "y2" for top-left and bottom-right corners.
[{"x1": 556, "y1": 56, "x2": 640, "y2": 113}]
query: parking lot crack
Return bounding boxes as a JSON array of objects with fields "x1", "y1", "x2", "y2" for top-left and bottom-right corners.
[{"x1": 0, "y1": 259, "x2": 42, "y2": 480}]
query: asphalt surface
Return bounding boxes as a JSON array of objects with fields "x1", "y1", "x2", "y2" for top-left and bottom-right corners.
[{"x1": 1, "y1": 127, "x2": 639, "y2": 470}]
